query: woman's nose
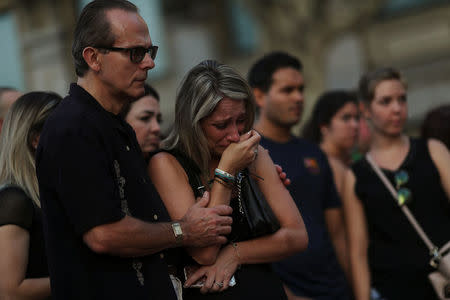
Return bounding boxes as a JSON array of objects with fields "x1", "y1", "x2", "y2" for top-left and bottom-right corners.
[
  {"x1": 227, "y1": 127, "x2": 240, "y2": 143},
  {"x1": 350, "y1": 117, "x2": 359, "y2": 128},
  {"x1": 150, "y1": 118, "x2": 160, "y2": 134}
]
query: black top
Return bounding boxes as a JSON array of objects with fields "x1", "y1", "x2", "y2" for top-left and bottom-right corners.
[
  {"x1": 0, "y1": 185, "x2": 49, "y2": 279},
  {"x1": 163, "y1": 150, "x2": 287, "y2": 300},
  {"x1": 352, "y1": 138, "x2": 450, "y2": 300},
  {"x1": 36, "y1": 84, "x2": 176, "y2": 300}
]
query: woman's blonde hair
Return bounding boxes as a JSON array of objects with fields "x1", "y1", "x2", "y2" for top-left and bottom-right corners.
[
  {"x1": 0, "y1": 91, "x2": 61, "y2": 206},
  {"x1": 162, "y1": 60, "x2": 255, "y2": 182}
]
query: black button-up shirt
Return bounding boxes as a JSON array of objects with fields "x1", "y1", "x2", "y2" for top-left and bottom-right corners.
[{"x1": 36, "y1": 83, "x2": 176, "y2": 300}]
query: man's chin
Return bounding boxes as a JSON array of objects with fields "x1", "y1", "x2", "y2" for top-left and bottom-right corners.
[
  {"x1": 123, "y1": 88, "x2": 145, "y2": 102},
  {"x1": 134, "y1": 86, "x2": 146, "y2": 99},
  {"x1": 283, "y1": 118, "x2": 300, "y2": 128}
]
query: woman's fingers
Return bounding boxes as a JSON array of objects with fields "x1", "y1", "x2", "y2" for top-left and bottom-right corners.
[
  {"x1": 219, "y1": 273, "x2": 232, "y2": 292},
  {"x1": 246, "y1": 130, "x2": 261, "y2": 147},
  {"x1": 184, "y1": 267, "x2": 206, "y2": 287},
  {"x1": 211, "y1": 279, "x2": 223, "y2": 293},
  {"x1": 200, "y1": 271, "x2": 215, "y2": 294},
  {"x1": 239, "y1": 130, "x2": 253, "y2": 142},
  {"x1": 239, "y1": 133, "x2": 260, "y2": 162}
]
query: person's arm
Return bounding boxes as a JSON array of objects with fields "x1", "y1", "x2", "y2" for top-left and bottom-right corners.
[
  {"x1": 325, "y1": 208, "x2": 349, "y2": 278},
  {"x1": 239, "y1": 146, "x2": 308, "y2": 262},
  {"x1": 325, "y1": 157, "x2": 350, "y2": 279},
  {"x1": 343, "y1": 169, "x2": 370, "y2": 300},
  {"x1": 185, "y1": 146, "x2": 308, "y2": 293},
  {"x1": 428, "y1": 139, "x2": 450, "y2": 200},
  {"x1": 49, "y1": 128, "x2": 231, "y2": 259},
  {"x1": 0, "y1": 225, "x2": 51, "y2": 299},
  {"x1": 82, "y1": 193, "x2": 233, "y2": 257},
  {"x1": 327, "y1": 157, "x2": 346, "y2": 196}
]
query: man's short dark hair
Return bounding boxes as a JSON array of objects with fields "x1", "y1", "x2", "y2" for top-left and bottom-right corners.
[
  {"x1": 248, "y1": 51, "x2": 303, "y2": 92},
  {"x1": 72, "y1": 0, "x2": 138, "y2": 77}
]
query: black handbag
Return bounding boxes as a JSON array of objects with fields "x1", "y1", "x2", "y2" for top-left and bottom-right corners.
[{"x1": 237, "y1": 169, "x2": 280, "y2": 238}]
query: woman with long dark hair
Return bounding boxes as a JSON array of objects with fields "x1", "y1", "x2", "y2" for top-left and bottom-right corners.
[
  {"x1": 302, "y1": 90, "x2": 359, "y2": 194},
  {"x1": 120, "y1": 83, "x2": 162, "y2": 156}
]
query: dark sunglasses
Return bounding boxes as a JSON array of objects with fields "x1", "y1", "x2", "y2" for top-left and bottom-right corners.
[
  {"x1": 394, "y1": 170, "x2": 412, "y2": 206},
  {"x1": 96, "y1": 45, "x2": 158, "y2": 63}
]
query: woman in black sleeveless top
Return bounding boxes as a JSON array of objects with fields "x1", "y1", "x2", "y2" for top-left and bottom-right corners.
[
  {"x1": 0, "y1": 92, "x2": 61, "y2": 299},
  {"x1": 344, "y1": 67, "x2": 450, "y2": 300},
  {"x1": 148, "y1": 60, "x2": 308, "y2": 299}
]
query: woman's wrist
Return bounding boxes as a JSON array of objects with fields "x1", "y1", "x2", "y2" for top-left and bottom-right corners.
[
  {"x1": 229, "y1": 242, "x2": 242, "y2": 267},
  {"x1": 212, "y1": 177, "x2": 234, "y2": 190}
]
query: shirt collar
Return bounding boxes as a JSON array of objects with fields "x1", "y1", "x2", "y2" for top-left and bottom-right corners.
[{"x1": 68, "y1": 83, "x2": 130, "y2": 133}]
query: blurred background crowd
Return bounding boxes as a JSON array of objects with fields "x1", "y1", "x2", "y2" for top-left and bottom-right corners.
[{"x1": 0, "y1": 0, "x2": 449, "y2": 135}]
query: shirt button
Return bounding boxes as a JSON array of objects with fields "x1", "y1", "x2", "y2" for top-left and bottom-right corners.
[
  {"x1": 153, "y1": 214, "x2": 158, "y2": 220},
  {"x1": 125, "y1": 145, "x2": 130, "y2": 151},
  {"x1": 160, "y1": 253, "x2": 164, "y2": 259},
  {"x1": 141, "y1": 177, "x2": 147, "y2": 184}
]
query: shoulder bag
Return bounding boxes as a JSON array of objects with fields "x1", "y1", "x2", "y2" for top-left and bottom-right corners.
[{"x1": 236, "y1": 169, "x2": 281, "y2": 238}]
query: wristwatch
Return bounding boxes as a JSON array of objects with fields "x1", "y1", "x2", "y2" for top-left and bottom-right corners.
[{"x1": 171, "y1": 222, "x2": 183, "y2": 244}]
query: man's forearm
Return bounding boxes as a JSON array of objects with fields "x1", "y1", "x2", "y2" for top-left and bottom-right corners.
[{"x1": 83, "y1": 215, "x2": 178, "y2": 257}]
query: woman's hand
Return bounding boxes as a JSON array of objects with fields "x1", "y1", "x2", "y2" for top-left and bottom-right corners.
[
  {"x1": 184, "y1": 244, "x2": 239, "y2": 294},
  {"x1": 219, "y1": 130, "x2": 261, "y2": 175}
]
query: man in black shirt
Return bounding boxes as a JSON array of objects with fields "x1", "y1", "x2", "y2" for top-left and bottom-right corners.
[{"x1": 36, "y1": 1, "x2": 232, "y2": 299}]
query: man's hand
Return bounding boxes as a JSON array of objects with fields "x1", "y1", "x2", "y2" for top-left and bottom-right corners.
[
  {"x1": 179, "y1": 192, "x2": 233, "y2": 247},
  {"x1": 275, "y1": 164, "x2": 291, "y2": 186}
]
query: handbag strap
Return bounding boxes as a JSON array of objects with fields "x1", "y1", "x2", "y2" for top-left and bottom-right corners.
[{"x1": 365, "y1": 153, "x2": 437, "y2": 252}]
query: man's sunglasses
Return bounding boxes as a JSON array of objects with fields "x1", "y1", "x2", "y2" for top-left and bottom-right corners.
[{"x1": 96, "y1": 45, "x2": 158, "y2": 63}]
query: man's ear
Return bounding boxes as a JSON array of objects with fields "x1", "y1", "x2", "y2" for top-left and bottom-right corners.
[
  {"x1": 82, "y1": 47, "x2": 101, "y2": 72},
  {"x1": 253, "y1": 88, "x2": 266, "y2": 109}
]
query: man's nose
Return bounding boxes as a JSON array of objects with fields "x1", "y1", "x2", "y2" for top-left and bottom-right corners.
[
  {"x1": 140, "y1": 53, "x2": 155, "y2": 70},
  {"x1": 350, "y1": 117, "x2": 359, "y2": 128},
  {"x1": 392, "y1": 99, "x2": 403, "y2": 112},
  {"x1": 293, "y1": 90, "x2": 304, "y2": 103}
]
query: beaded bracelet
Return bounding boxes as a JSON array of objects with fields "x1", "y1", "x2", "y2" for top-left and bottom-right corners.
[
  {"x1": 213, "y1": 177, "x2": 233, "y2": 189},
  {"x1": 214, "y1": 168, "x2": 236, "y2": 183}
]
